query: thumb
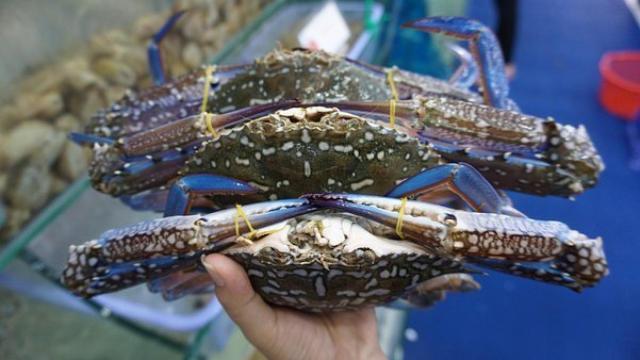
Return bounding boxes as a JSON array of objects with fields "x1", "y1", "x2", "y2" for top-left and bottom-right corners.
[{"x1": 202, "y1": 254, "x2": 277, "y2": 346}]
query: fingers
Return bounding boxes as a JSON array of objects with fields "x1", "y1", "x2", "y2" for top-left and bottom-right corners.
[{"x1": 202, "y1": 254, "x2": 277, "y2": 347}]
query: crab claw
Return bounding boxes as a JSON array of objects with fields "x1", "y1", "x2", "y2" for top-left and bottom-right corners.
[
  {"x1": 306, "y1": 193, "x2": 608, "y2": 291},
  {"x1": 61, "y1": 199, "x2": 316, "y2": 297},
  {"x1": 87, "y1": 100, "x2": 302, "y2": 198},
  {"x1": 119, "y1": 100, "x2": 301, "y2": 157},
  {"x1": 445, "y1": 42, "x2": 479, "y2": 89},
  {"x1": 404, "y1": 17, "x2": 509, "y2": 110},
  {"x1": 69, "y1": 132, "x2": 114, "y2": 146}
]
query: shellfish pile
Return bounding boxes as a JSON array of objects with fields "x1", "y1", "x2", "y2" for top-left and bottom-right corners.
[{"x1": 0, "y1": 0, "x2": 268, "y2": 241}]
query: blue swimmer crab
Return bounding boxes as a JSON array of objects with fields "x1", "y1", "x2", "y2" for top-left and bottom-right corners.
[
  {"x1": 61, "y1": 164, "x2": 608, "y2": 311},
  {"x1": 75, "y1": 16, "x2": 604, "y2": 210},
  {"x1": 89, "y1": 100, "x2": 603, "y2": 215},
  {"x1": 61, "y1": 17, "x2": 607, "y2": 311}
]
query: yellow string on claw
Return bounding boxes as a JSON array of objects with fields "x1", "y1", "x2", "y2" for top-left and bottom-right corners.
[
  {"x1": 233, "y1": 203, "x2": 288, "y2": 241},
  {"x1": 395, "y1": 197, "x2": 408, "y2": 239},
  {"x1": 234, "y1": 204, "x2": 256, "y2": 238},
  {"x1": 389, "y1": 99, "x2": 397, "y2": 129},
  {"x1": 386, "y1": 68, "x2": 399, "y2": 101},
  {"x1": 201, "y1": 112, "x2": 219, "y2": 138},
  {"x1": 232, "y1": 204, "x2": 292, "y2": 242},
  {"x1": 198, "y1": 65, "x2": 220, "y2": 138},
  {"x1": 200, "y1": 65, "x2": 216, "y2": 114},
  {"x1": 386, "y1": 69, "x2": 399, "y2": 129}
]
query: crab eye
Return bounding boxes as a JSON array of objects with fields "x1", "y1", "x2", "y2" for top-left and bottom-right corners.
[{"x1": 443, "y1": 214, "x2": 457, "y2": 227}]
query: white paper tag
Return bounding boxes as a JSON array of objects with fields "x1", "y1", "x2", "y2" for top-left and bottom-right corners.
[{"x1": 297, "y1": 1, "x2": 350, "y2": 54}]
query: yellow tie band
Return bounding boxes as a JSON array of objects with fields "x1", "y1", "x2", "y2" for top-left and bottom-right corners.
[
  {"x1": 389, "y1": 99, "x2": 397, "y2": 129},
  {"x1": 201, "y1": 112, "x2": 219, "y2": 138},
  {"x1": 395, "y1": 197, "x2": 408, "y2": 239},
  {"x1": 386, "y1": 68, "x2": 399, "y2": 101},
  {"x1": 232, "y1": 203, "x2": 290, "y2": 240},
  {"x1": 386, "y1": 68, "x2": 399, "y2": 128},
  {"x1": 234, "y1": 203, "x2": 257, "y2": 238},
  {"x1": 200, "y1": 65, "x2": 216, "y2": 114}
]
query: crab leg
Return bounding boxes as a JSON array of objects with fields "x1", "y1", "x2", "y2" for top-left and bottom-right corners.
[
  {"x1": 164, "y1": 174, "x2": 259, "y2": 216},
  {"x1": 404, "y1": 17, "x2": 510, "y2": 109},
  {"x1": 306, "y1": 193, "x2": 607, "y2": 290},
  {"x1": 152, "y1": 173, "x2": 279, "y2": 299},
  {"x1": 315, "y1": 99, "x2": 546, "y2": 155},
  {"x1": 413, "y1": 273, "x2": 481, "y2": 294},
  {"x1": 119, "y1": 100, "x2": 300, "y2": 157},
  {"x1": 446, "y1": 42, "x2": 479, "y2": 90},
  {"x1": 312, "y1": 99, "x2": 603, "y2": 196},
  {"x1": 87, "y1": 101, "x2": 301, "y2": 199},
  {"x1": 68, "y1": 133, "x2": 115, "y2": 146},
  {"x1": 75, "y1": 100, "x2": 299, "y2": 155},
  {"x1": 147, "y1": 270, "x2": 214, "y2": 301},
  {"x1": 389, "y1": 273, "x2": 481, "y2": 309},
  {"x1": 61, "y1": 199, "x2": 316, "y2": 297},
  {"x1": 386, "y1": 163, "x2": 521, "y2": 216},
  {"x1": 147, "y1": 10, "x2": 187, "y2": 85},
  {"x1": 87, "y1": 61, "x2": 253, "y2": 139},
  {"x1": 119, "y1": 189, "x2": 172, "y2": 212}
]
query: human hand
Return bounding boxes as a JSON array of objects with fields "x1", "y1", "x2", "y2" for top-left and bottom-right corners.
[{"x1": 203, "y1": 254, "x2": 387, "y2": 360}]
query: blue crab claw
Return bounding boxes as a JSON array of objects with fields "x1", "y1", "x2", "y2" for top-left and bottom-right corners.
[
  {"x1": 404, "y1": 17, "x2": 510, "y2": 110},
  {"x1": 69, "y1": 132, "x2": 114, "y2": 146},
  {"x1": 119, "y1": 100, "x2": 301, "y2": 158},
  {"x1": 445, "y1": 42, "x2": 479, "y2": 90},
  {"x1": 163, "y1": 174, "x2": 260, "y2": 216},
  {"x1": 86, "y1": 100, "x2": 301, "y2": 199},
  {"x1": 61, "y1": 199, "x2": 316, "y2": 297},
  {"x1": 147, "y1": 10, "x2": 187, "y2": 85},
  {"x1": 119, "y1": 188, "x2": 171, "y2": 212},
  {"x1": 305, "y1": 193, "x2": 608, "y2": 291}
]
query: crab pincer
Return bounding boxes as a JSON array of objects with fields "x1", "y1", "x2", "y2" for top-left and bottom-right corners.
[
  {"x1": 305, "y1": 193, "x2": 608, "y2": 291},
  {"x1": 61, "y1": 199, "x2": 316, "y2": 297},
  {"x1": 404, "y1": 16, "x2": 510, "y2": 109}
]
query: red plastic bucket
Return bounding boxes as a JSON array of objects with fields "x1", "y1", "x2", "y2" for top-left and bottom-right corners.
[{"x1": 599, "y1": 51, "x2": 640, "y2": 121}]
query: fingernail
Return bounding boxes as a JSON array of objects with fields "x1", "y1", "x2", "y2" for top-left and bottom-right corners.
[{"x1": 201, "y1": 255, "x2": 225, "y2": 287}]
